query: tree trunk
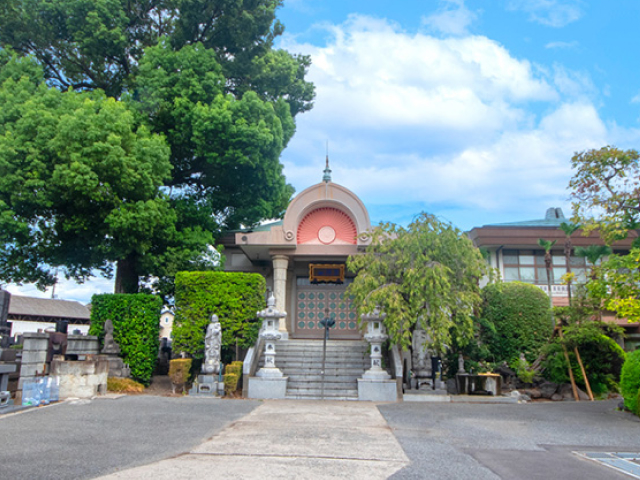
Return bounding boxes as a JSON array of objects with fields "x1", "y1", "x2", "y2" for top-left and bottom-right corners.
[
  {"x1": 114, "y1": 255, "x2": 139, "y2": 294},
  {"x1": 564, "y1": 239, "x2": 573, "y2": 307}
]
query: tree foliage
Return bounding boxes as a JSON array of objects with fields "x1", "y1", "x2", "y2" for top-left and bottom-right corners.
[
  {"x1": 89, "y1": 293, "x2": 162, "y2": 385},
  {"x1": 480, "y1": 281, "x2": 554, "y2": 363},
  {"x1": 0, "y1": 0, "x2": 314, "y2": 293},
  {"x1": 569, "y1": 146, "x2": 640, "y2": 320},
  {"x1": 172, "y1": 271, "x2": 265, "y2": 362},
  {"x1": 0, "y1": 54, "x2": 172, "y2": 289},
  {"x1": 346, "y1": 213, "x2": 489, "y2": 353}
]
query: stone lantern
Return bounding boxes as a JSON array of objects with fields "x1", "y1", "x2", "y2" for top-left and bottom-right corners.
[
  {"x1": 256, "y1": 293, "x2": 286, "y2": 378},
  {"x1": 361, "y1": 307, "x2": 390, "y2": 380}
]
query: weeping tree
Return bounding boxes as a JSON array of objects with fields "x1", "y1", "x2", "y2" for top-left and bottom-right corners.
[{"x1": 346, "y1": 213, "x2": 489, "y2": 353}]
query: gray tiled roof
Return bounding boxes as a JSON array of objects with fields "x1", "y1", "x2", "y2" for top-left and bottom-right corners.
[{"x1": 8, "y1": 295, "x2": 90, "y2": 320}]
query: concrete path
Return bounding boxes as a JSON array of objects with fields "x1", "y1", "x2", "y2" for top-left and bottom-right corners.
[{"x1": 98, "y1": 400, "x2": 410, "y2": 479}]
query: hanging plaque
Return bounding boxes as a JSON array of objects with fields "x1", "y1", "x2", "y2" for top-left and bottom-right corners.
[{"x1": 309, "y1": 264, "x2": 345, "y2": 284}]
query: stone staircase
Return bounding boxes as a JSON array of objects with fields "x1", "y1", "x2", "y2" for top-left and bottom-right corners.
[{"x1": 259, "y1": 339, "x2": 370, "y2": 399}]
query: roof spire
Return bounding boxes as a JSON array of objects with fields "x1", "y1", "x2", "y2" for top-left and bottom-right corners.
[{"x1": 322, "y1": 142, "x2": 332, "y2": 183}]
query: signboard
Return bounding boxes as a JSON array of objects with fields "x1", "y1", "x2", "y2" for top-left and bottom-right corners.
[{"x1": 309, "y1": 264, "x2": 345, "y2": 284}]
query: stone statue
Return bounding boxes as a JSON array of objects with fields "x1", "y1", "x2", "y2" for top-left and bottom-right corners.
[
  {"x1": 203, "y1": 314, "x2": 222, "y2": 374},
  {"x1": 101, "y1": 319, "x2": 120, "y2": 355}
]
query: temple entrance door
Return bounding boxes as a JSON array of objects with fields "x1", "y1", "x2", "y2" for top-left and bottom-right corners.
[{"x1": 293, "y1": 281, "x2": 361, "y2": 340}]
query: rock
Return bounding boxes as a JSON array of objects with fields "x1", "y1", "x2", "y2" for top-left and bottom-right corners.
[
  {"x1": 558, "y1": 383, "x2": 575, "y2": 400},
  {"x1": 539, "y1": 381, "x2": 558, "y2": 399},
  {"x1": 551, "y1": 393, "x2": 563, "y2": 401},
  {"x1": 524, "y1": 388, "x2": 541, "y2": 399},
  {"x1": 518, "y1": 394, "x2": 531, "y2": 403},
  {"x1": 577, "y1": 387, "x2": 590, "y2": 401}
]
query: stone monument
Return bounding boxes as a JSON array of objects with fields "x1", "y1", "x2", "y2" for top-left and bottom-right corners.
[
  {"x1": 411, "y1": 327, "x2": 433, "y2": 389},
  {"x1": 101, "y1": 319, "x2": 130, "y2": 378},
  {"x1": 190, "y1": 314, "x2": 224, "y2": 396}
]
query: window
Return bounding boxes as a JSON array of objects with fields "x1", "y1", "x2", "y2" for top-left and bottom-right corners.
[{"x1": 502, "y1": 249, "x2": 589, "y2": 285}]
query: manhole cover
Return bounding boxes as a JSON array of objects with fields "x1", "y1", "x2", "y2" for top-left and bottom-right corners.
[{"x1": 575, "y1": 452, "x2": 640, "y2": 478}]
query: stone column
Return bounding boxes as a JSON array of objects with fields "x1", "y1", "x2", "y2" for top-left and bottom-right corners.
[{"x1": 272, "y1": 254, "x2": 289, "y2": 334}]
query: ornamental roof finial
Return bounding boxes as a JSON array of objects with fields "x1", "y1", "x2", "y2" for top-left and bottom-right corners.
[{"x1": 322, "y1": 143, "x2": 332, "y2": 183}]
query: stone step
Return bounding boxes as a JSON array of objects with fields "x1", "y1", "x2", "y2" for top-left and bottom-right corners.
[
  {"x1": 278, "y1": 367, "x2": 367, "y2": 375},
  {"x1": 287, "y1": 375, "x2": 361, "y2": 383},
  {"x1": 285, "y1": 387, "x2": 358, "y2": 398}
]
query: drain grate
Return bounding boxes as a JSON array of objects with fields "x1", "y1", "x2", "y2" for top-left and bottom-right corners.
[{"x1": 575, "y1": 452, "x2": 640, "y2": 478}]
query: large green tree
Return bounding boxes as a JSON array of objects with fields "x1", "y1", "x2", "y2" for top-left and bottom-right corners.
[
  {"x1": 346, "y1": 213, "x2": 489, "y2": 353},
  {"x1": 0, "y1": 0, "x2": 314, "y2": 293},
  {"x1": 569, "y1": 146, "x2": 640, "y2": 321},
  {"x1": 0, "y1": 55, "x2": 172, "y2": 290}
]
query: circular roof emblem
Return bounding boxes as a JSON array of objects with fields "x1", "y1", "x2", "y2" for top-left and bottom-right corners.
[{"x1": 318, "y1": 225, "x2": 336, "y2": 245}]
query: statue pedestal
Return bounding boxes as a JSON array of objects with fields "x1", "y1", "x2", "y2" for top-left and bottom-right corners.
[
  {"x1": 247, "y1": 376, "x2": 288, "y2": 399},
  {"x1": 189, "y1": 374, "x2": 224, "y2": 397}
]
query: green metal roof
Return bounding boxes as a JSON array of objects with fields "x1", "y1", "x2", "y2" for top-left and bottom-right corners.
[
  {"x1": 482, "y1": 208, "x2": 569, "y2": 228},
  {"x1": 233, "y1": 220, "x2": 283, "y2": 233}
]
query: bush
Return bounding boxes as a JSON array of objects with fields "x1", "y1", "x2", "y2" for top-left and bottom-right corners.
[
  {"x1": 621, "y1": 349, "x2": 640, "y2": 414},
  {"x1": 480, "y1": 282, "x2": 554, "y2": 363},
  {"x1": 223, "y1": 372, "x2": 239, "y2": 394},
  {"x1": 173, "y1": 272, "x2": 266, "y2": 362},
  {"x1": 89, "y1": 293, "x2": 162, "y2": 386},
  {"x1": 541, "y1": 322, "x2": 626, "y2": 396},
  {"x1": 107, "y1": 377, "x2": 145, "y2": 393},
  {"x1": 169, "y1": 358, "x2": 192, "y2": 394}
]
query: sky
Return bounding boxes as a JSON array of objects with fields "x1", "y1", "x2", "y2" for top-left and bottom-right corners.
[{"x1": 7, "y1": 0, "x2": 640, "y2": 304}]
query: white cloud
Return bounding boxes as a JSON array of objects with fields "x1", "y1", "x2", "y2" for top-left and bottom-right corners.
[
  {"x1": 545, "y1": 40, "x2": 579, "y2": 49},
  {"x1": 507, "y1": 0, "x2": 584, "y2": 28},
  {"x1": 422, "y1": 0, "x2": 478, "y2": 36},
  {"x1": 279, "y1": 15, "x2": 612, "y2": 229}
]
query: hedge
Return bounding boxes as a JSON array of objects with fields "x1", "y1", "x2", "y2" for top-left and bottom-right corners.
[
  {"x1": 480, "y1": 281, "x2": 554, "y2": 363},
  {"x1": 89, "y1": 293, "x2": 162, "y2": 385},
  {"x1": 172, "y1": 271, "x2": 266, "y2": 361},
  {"x1": 621, "y1": 349, "x2": 640, "y2": 415}
]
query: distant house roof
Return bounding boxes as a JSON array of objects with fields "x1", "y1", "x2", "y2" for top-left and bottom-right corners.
[{"x1": 8, "y1": 296, "x2": 90, "y2": 321}]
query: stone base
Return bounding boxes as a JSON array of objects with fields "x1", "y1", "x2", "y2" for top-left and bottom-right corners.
[
  {"x1": 256, "y1": 367, "x2": 284, "y2": 378},
  {"x1": 189, "y1": 375, "x2": 223, "y2": 397},
  {"x1": 247, "y1": 376, "x2": 288, "y2": 399},
  {"x1": 357, "y1": 378, "x2": 398, "y2": 402},
  {"x1": 456, "y1": 373, "x2": 501, "y2": 396},
  {"x1": 50, "y1": 358, "x2": 108, "y2": 399}
]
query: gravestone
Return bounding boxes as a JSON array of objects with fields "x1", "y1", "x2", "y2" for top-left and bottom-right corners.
[{"x1": 101, "y1": 319, "x2": 130, "y2": 378}]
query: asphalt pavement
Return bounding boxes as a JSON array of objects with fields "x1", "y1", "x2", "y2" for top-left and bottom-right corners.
[
  {"x1": 0, "y1": 396, "x2": 260, "y2": 480},
  {"x1": 1, "y1": 396, "x2": 639, "y2": 479},
  {"x1": 379, "y1": 399, "x2": 640, "y2": 480}
]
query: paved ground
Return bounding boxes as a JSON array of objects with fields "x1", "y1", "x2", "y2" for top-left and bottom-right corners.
[
  {"x1": 0, "y1": 396, "x2": 260, "y2": 480},
  {"x1": 1, "y1": 396, "x2": 639, "y2": 479},
  {"x1": 379, "y1": 399, "x2": 640, "y2": 479},
  {"x1": 99, "y1": 400, "x2": 409, "y2": 479}
]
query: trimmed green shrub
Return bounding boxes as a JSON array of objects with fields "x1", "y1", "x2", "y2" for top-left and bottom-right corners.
[
  {"x1": 173, "y1": 271, "x2": 266, "y2": 362},
  {"x1": 621, "y1": 349, "x2": 640, "y2": 414},
  {"x1": 90, "y1": 293, "x2": 161, "y2": 385},
  {"x1": 480, "y1": 281, "x2": 554, "y2": 363},
  {"x1": 169, "y1": 358, "x2": 192, "y2": 394},
  {"x1": 541, "y1": 332, "x2": 626, "y2": 395},
  {"x1": 223, "y1": 372, "x2": 239, "y2": 394}
]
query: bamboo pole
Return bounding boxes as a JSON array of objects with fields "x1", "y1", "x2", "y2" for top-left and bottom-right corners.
[
  {"x1": 558, "y1": 328, "x2": 580, "y2": 402},
  {"x1": 573, "y1": 347, "x2": 594, "y2": 401}
]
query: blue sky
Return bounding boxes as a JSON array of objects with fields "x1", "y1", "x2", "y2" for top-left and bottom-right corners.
[{"x1": 9, "y1": 0, "x2": 640, "y2": 303}]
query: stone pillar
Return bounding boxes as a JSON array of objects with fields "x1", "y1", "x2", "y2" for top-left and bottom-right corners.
[{"x1": 272, "y1": 254, "x2": 289, "y2": 334}]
